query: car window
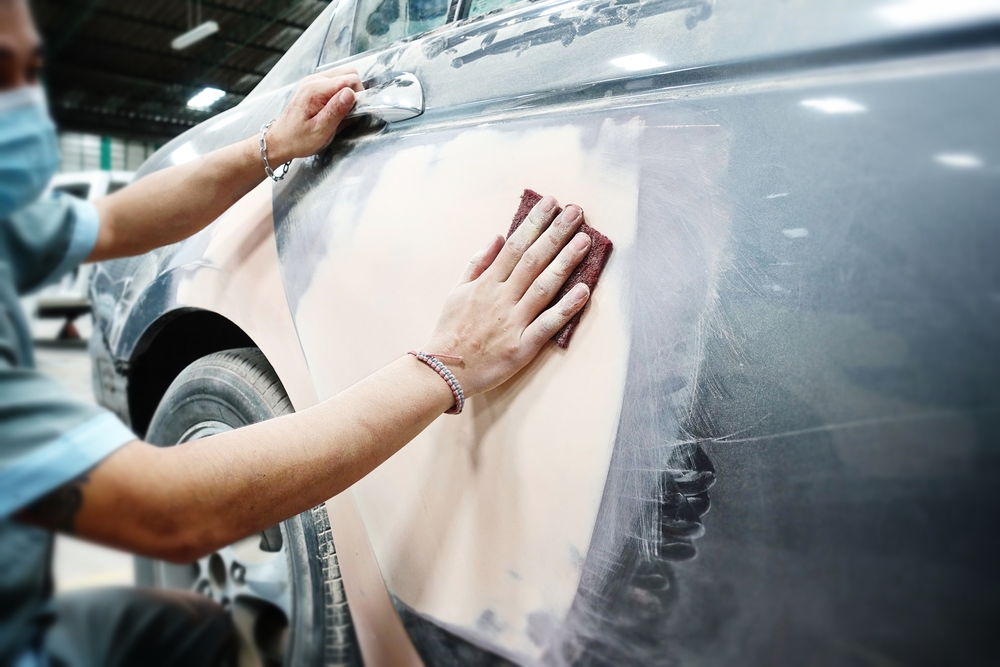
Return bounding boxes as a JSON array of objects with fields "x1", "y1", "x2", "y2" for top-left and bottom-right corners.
[
  {"x1": 53, "y1": 183, "x2": 90, "y2": 199},
  {"x1": 352, "y1": 0, "x2": 449, "y2": 54}
]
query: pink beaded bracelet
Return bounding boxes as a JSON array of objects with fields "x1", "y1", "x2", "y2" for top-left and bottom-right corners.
[{"x1": 408, "y1": 350, "x2": 465, "y2": 415}]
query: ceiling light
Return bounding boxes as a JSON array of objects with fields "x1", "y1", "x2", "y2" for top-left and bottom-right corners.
[
  {"x1": 187, "y1": 87, "x2": 225, "y2": 109},
  {"x1": 800, "y1": 97, "x2": 867, "y2": 114},
  {"x1": 611, "y1": 54, "x2": 666, "y2": 72},
  {"x1": 172, "y1": 20, "x2": 219, "y2": 50}
]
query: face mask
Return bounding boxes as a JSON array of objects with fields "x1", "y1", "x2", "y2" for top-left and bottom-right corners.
[{"x1": 0, "y1": 86, "x2": 60, "y2": 219}]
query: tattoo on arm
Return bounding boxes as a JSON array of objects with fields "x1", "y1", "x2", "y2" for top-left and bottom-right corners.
[{"x1": 17, "y1": 473, "x2": 90, "y2": 533}]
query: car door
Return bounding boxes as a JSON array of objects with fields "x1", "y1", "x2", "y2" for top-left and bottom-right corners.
[
  {"x1": 273, "y1": 0, "x2": 1000, "y2": 664},
  {"x1": 276, "y1": 2, "x2": 658, "y2": 664},
  {"x1": 276, "y1": 0, "x2": 732, "y2": 662}
]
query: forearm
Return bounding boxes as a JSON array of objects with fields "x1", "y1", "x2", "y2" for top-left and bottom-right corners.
[
  {"x1": 20, "y1": 189, "x2": 591, "y2": 563},
  {"x1": 74, "y1": 355, "x2": 453, "y2": 562},
  {"x1": 88, "y1": 137, "x2": 264, "y2": 261},
  {"x1": 86, "y1": 69, "x2": 362, "y2": 262}
]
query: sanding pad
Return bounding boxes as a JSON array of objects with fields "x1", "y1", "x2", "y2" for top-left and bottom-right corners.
[{"x1": 507, "y1": 189, "x2": 613, "y2": 349}]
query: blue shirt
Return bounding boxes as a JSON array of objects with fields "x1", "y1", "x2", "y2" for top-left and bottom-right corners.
[{"x1": 0, "y1": 193, "x2": 135, "y2": 665}]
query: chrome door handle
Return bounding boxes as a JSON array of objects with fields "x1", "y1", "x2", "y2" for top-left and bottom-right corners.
[{"x1": 346, "y1": 72, "x2": 424, "y2": 123}]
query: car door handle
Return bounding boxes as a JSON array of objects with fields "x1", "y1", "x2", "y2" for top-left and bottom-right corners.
[{"x1": 346, "y1": 72, "x2": 424, "y2": 123}]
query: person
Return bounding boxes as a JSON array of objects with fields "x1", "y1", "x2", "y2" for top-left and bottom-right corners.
[{"x1": 0, "y1": 0, "x2": 595, "y2": 664}]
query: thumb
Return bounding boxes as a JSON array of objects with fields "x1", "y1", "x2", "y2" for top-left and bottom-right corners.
[{"x1": 317, "y1": 87, "x2": 356, "y2": 128}]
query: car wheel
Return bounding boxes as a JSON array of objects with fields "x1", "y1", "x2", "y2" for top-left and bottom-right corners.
[{"x1": 135, "y1": 348, "x2": 360, "y2": 667}]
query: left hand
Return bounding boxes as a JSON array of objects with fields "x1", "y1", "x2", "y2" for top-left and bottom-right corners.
[
  {"x1": 263, "y1": 66, "x2": 364, "y2": 164},
  {"x1": 421, "y1": 196, "x2": 592, "y2": 398}
]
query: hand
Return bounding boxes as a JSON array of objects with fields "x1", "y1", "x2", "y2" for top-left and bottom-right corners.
[
  {"x1": 263, "y1": 67, "x2": 363, "y2": 164},
  {"x1": 422, "y1": 196, "x2": 593, "y2": 397}
]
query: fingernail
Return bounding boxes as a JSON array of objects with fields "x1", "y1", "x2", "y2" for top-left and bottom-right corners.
[
  {"x1": 571, "y1": 232, "x2": 590, "y2": 251},
  {"x1": 570, "y1": 283, "x2": 589, "y2": 300},
  {"x1": 338, "y1": 88, "x2": 354, "y2": 105},
  {"x1": 562, "y1": 205, "x2": 580, "y2": 224},
  {"x1": 540, "y1": 196, "x2": 557, "y2": 212}
]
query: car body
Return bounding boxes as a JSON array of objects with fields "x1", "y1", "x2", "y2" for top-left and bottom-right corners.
[
  {"x1": 90, "y1": 0, "x2": 1000, "y2": 664},
  {"x1": 21, "y1": 170, "x2": 133, "y2": 337}
]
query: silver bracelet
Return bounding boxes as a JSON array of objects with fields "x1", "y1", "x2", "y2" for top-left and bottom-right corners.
[{"x1": 258, "y1": 120, "x2": 290, "y2": 182}]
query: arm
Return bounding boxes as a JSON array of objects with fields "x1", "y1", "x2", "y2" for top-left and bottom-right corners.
[
  {"x1": 20, "y1": 198, "x2": 594, "y2": 562},
  {"x1": 86, "y1": 67, "x2": 363, "y2": 262}
]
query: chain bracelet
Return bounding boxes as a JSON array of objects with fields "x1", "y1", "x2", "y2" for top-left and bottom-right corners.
[{"x1": 258, "y1": 120, "x2": 290, "y2": 182}]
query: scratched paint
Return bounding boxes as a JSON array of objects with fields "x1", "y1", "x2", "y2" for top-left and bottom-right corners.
[{"x1": 268, "y1": 96, "x2": 736, "y2": 662}]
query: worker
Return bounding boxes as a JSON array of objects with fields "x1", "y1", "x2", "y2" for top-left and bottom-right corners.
[{"x1": 0, "y1": 0, "x2": 594, "y2": 664}]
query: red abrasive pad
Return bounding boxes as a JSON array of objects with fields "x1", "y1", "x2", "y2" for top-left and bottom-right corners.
[{"x1": 507, "y1": 189, "x2": 613, "y2": 349}]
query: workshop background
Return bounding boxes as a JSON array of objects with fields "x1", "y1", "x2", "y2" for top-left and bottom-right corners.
[{"x1": 30, "y1": 0, "x2": 331, "y2": 593}]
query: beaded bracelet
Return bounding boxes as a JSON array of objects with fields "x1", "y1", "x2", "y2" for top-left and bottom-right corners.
[{"x1": 408, "y1": 350, "x2": 465, "y2": 415}]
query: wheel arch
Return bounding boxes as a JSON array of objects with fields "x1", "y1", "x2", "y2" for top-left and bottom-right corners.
[
  {"x1": 126, "y1": 308, "x2": 255, "y2": 438},
  {"x1": 110, "y1": 180, "x2": 319, "y2": 437}
]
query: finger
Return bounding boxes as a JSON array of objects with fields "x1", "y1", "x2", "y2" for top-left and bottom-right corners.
[
  {"x1": 316, "y1": 86, "x2": 356, "y2": 129},
  {"x1": 522, "y1": 283, "x2": 590, "y2": 350},
  {"x1": 320, "y1": 74, "x2": 363, "y2": 100},
  {"x1": 308, "y1": 74, "x2": 362, "y2": 108},
  {"x1": 296, "y1": 73, "x2": 361, "y2": 110},
  {"x1": 459, "y1": 235, "x2": 505, "y2": 284},
  {"x1": 318, "y1": 66, "x2": 364, "y2": 91},
  {"x1": 485, "y1": 195, "x2": 559, "y2": 282},
  {"x1": 505, "y1": 204, "x2": 584, "y2": 298},
  {"x1": 516, "y1": 231, "x2": 590, "y2": 319}
]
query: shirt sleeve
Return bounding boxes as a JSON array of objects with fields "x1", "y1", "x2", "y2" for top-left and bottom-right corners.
[
  {"x1": 0, "y1": 193, "x2": 101, "y2": 296},
  {"x1": 0, "y1": 362, "x2": 136, "y2": 519}
]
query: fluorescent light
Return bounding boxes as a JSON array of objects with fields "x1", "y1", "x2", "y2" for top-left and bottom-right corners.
[
  {"x1": 800, "y1": 97, "x2": 867, "y2": 114},
  {"x1": 782, "y1": 228, "x2": 809, "y2": 239},
  {"x1": 875, "y1": 0, "x2": 1000, "y2": 28},
  {"x1": 935, "y1": 153, "x2": 983, "y2": 169},
  {"x1": 187, "y1": 87, "x2": 225, "y2": 109},
  {"x1": 611, "y1": 54, "x2": 666, "y2": 72},
  {"x1": 171, "y1": 20, "x2": 219, "y2": 50}
]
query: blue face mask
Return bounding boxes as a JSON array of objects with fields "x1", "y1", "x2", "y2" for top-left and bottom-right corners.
[{"x1": 0, "y1": 86, "x2": 60, "y2": 219}]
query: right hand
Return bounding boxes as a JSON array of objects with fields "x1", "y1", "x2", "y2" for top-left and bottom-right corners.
[
  {"x1": 422, "y1": 195, "x2": 592, "y2": 397},
  {"x1": 263, "y1": 66, "x2": 364, "y2": 164}
]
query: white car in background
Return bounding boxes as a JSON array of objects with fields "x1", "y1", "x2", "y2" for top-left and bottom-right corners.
[{"x1": 22, "y1": 170, "x2": 133, "y2": 340}]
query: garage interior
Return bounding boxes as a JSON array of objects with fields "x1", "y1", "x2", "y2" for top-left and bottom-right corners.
[{"x1": 33, "y1": 0, "x2": 331, "y2": 159}]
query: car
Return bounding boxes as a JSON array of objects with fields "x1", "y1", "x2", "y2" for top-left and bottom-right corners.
[
  {"x1": 21, "y1": 170, "x2": 133, "y2": 340},
  {"x1": 89, "y1": 0, "x2": 1000, "y2": 665}
]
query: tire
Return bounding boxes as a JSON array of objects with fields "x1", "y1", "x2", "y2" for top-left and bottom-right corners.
[{"x1": 136, "y1": 348, "x2": 360, "y2": 667}]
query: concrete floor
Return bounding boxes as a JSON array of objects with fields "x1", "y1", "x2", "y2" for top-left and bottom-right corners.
[{"x1": 33, "y1": 334, "x2": 136, "y2": 593}]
